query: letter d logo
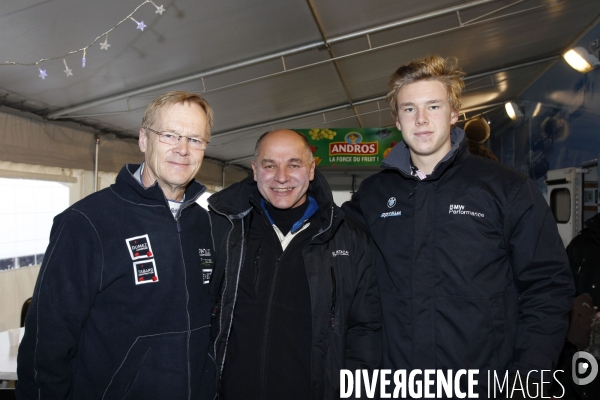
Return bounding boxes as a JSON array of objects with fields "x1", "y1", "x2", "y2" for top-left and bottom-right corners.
[{"x1": 573, "y1": 351, "x2": 599, "y2": 385}]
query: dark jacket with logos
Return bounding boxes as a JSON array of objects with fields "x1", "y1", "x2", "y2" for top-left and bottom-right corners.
[
  {"x1": 342, "y1": 128, "x2": 574, "y2": 395},
  {"x1": 17, "y1": 164, "x2": 215, "y2": 400},
  {"x1": 208, "y1": 170, "x2": 381, "y2": 400}
]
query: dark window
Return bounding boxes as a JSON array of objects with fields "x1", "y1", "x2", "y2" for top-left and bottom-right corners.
[
  {"x1": 0, "y1": 258, "x2": 15, "y2": 271},
  {"x1": 550, "y1": 188, "x2": 571, "y2": 223},
  {"x1": 36, "y1": 253, "x2": 45, "y2": 265},
  {"x1": 18, "y1": 255, "x2": 36, "y2": 268}
]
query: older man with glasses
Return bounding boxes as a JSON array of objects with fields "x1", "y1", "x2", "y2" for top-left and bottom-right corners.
[{"x1": 17, "y1": 91, "x2": 216, "y2": 399}]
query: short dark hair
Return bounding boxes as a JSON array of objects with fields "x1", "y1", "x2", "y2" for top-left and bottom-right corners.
[
  {"x1": 386, "y1": 55, "x2": 465, "y2": 119},
  {"x1": 253, "y1": 130, "x2": 313, "y2": 160}
]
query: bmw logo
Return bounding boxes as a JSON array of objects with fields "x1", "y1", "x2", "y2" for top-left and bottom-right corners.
[{"x1": 387, "y1": 197, "x2": 396, "y2": 208}]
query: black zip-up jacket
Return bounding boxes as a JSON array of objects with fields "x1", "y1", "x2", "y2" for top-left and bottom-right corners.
[
  {"x1": 17, "y1": 164, "x2": 216, "y2": 399},
  {"x1": 208, "y1": 170, "x2": 381, "y2": 399},
  {"x1": 343, "y1": 128, "x2": 574, "y2": 396}
]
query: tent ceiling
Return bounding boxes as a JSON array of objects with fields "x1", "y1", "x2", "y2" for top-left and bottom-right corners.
[{"x1": 1, "y1": 0, "x2": 599, "y2": 171}]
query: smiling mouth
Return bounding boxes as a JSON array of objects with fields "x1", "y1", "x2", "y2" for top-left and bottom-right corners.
[{"x1": 272, "y1": 188, "x2": 294, "y2": 192}]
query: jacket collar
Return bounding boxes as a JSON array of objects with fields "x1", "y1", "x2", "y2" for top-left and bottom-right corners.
[
  {"x1": 208, "y1": 169, "x2": 342, "y2": 241},
  {"x1": 111, "y1": 164, "x2": 206, "y2": 207},
  {"x1": 381, "y1": 127, "x2": 469, "y2": 180}
]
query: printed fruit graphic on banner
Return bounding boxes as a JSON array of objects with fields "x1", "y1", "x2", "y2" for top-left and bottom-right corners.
[{"x1": 309, "y1": 128, "x2": 337, "y2": 140}]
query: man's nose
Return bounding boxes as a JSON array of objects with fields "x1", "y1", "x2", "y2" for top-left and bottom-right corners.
[
  {"x1": 415, "y1": 109, "x2": 428, "y2": 125},
  {"x1": 173, "y1": 137, "x2": 190, "y2": 155},
  {"x1": 274, "y1": 167, "x2": 289, "y2": 182}
]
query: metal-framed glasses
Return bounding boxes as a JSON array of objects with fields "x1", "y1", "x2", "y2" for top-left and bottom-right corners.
[{"x1": 144, "y1": 126, "x2": 209, "y2": 150}]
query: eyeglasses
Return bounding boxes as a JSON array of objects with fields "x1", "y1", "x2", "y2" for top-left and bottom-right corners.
[{"x1": 144, "y1": 127, "x2": 209, "y2": 150}]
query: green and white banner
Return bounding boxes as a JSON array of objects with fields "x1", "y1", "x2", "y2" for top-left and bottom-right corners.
[{"x1": 296, "y1": 128, "x2": 403, "y2": 167}]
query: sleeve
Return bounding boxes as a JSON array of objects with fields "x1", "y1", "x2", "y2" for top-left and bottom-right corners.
[
  {"x1": 341, "y1": 185, "x2": 369, "y2": 233},
  {"x1": 345, "y1": 230, "x2": 382, "y2": 372},
  {"x1": 16, "y1": 209, "x2": 103, "y2": 399},
  {"x1": 504, "y1": 179, "x2": 575, "y2": 380}
]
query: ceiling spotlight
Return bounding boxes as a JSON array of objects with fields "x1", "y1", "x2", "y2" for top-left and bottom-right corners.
[
  {"x1": 563, "y1": 41, "x2": 600, "y2": 73},
  {"x1": 505, "y1": 101, "x2": 523, "y2": 120}
]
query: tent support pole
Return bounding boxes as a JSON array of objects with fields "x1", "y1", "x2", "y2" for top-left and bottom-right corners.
[{"x1": 94, "y1": 135, "x2": 99, "y2": 192}]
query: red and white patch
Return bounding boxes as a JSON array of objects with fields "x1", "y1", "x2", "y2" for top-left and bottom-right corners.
[
  {"x1": 125, "y1": 234, "x2": 154, "y2": 260},
  {"x1": 133, "y1": 259, "x2": 159, "y2": 285}
]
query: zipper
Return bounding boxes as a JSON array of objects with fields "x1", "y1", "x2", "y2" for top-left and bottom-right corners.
[
  {"x1": 174, "y1": 215, "x2": 191, "y2": 399},
  {"x1": 330, "y1": 265, "x2": 337, "y2": 329},
  {"x1": 254, "y1": 246, "x2": 262, "y2": 294},
  {"x1": 311, "y1": 206, "x2": 335, "y2": 241},
  {"x1": 208, "y1": 207, "x2": 236, "y2": 385},
  {"x1": 258, "y1": 232, "x2": 281, "y2": 400}
]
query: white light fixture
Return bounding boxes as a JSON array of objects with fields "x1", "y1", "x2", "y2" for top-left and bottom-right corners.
[
  {"x1": 563, "y1": 41, "x2": 600, "y2": 73},
  {"x1": 504, "y1": 101, "x2": 523, "y2": 120}
]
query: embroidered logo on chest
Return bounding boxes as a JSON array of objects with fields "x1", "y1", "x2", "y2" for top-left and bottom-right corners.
[
  {"x1": 199, "y1": 248, "x2": 211, "y2": 257},
  {"x1": 332, "y1": 250, "x2": 349, "y2": 257},
  {"x1": 125, "y1": 234, "x2": 154, "y2": 260},
  {"x1": 448, "y1": 204, "x2": 485, "y2": 218},
  {"x1": 133, "y1": 259, "x2": 159, "y2": 284}
]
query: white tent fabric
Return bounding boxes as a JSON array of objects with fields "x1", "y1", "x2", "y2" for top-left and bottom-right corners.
[
  {"x1": 0, "y1": 266, "x2": 39, "y2": 331},
  {"x1": 0, "y1": 109, "x2": 248, "y2": 189}
]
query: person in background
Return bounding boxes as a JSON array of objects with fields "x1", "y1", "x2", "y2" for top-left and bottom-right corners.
[
  {"x1": 342, "y1": 55, "x2": 574, "y2": 398},
  {"x1": 209, "y1": 129, "x2": 381, "y2": 399},
  {"x1": 556, "y1": 212, "x2": 600, "y2": 399},
  {"x1": 17, "y1": 91, "x2": 216, "y2": 399}
]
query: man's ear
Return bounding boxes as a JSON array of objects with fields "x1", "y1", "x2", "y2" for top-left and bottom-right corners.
[
  {"x1": 251, "y1": 161, "x2": 258, "y2": 182},
  {"x1": 309, "y1": 159, "x2": 315, "y2": 181},
  {"x1": 395, "y1": 118, "x2": 402, "y2": 132},
  {"x1": 139, "y1": 128, "x2": 148, "y2": 153},
  {"x1": 450, "y1": 110, "x2": 458, "y2": 125}
]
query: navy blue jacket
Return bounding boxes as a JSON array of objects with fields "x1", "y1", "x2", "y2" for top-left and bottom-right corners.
[
  {"x1": 17, "y1": 164, "x2": 215, "y2": 399},
  {"x1": 343, "y1": 128, "x2": 574, "y2": 395}
]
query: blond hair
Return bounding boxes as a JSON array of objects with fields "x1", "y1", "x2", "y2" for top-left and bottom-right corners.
[
  {"x1": 142, "y1": 91, "x2": 214, "y2": 135},
  {"x1": 386, "y1": 55, "x2": 465, "y2": 119}
]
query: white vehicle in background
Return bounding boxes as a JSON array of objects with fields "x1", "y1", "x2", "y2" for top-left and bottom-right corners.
[{"x1": 546, "y1": 160, "x2": 598, "y2": 247}]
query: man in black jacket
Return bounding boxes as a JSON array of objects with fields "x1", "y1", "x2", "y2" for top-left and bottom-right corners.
[
  {"x1": 17, "y1": 91, "x2": 216, "y2": 399},
  {"x1": 342, "y1": 55, "x2": 574, "y2": 398},
  {"x1": 558, "y1": 212, "x2": 600, "y2": 398},
  {"x1": 209, "y1": 129, "x2": 381, "y2": 400}
]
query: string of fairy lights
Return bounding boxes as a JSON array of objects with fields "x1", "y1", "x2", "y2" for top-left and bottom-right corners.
[{"x1": 1, "y1": 0, "x2": 165, "y2": 80}]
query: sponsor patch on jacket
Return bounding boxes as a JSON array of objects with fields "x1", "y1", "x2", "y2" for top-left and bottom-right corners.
[
  {"x1": 448, "y1": 204, "x2": 485, "y2": 218},
  {"x1": 387, "y1": 197, "x2": 396, "y2": 208},
  {"x1": 332, "y1": 250, "x2": 349, "y2": 257},
  {"x1": 202, "y1": 269, "x2": 212, "y2": 284},
  {"x1": 126, "y1": 234, "x2": 154, "y2": 260},
  {"x1": 133, "y1": 259, "x2": 159, "y2": 285},
  {"x1": 380, "y1": 211, "x2": 402, "y2": 218},
  {"x1": 199, "y1": 248, "x2": 211, "y2": 257}
]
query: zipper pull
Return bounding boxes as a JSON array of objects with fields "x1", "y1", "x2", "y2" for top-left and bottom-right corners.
[{"x1": 176, "y1": 219, "x2": 181, "y2": 233}]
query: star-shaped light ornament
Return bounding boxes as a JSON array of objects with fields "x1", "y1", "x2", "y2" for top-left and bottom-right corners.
[
  {"x1": 131, "y1": 17, "x2": 146, "y2": 31},
  {"x1": 155, "y1": 5, "x2": 165, "y2": 15},
  {"x1": 100, "y1": 41, "x2": 110, "y2": 50},
  {"x1": 38, "y1": 68, "x2": 48, "y2": 80},
  {"x1": 63, "y1": 59, "x2": 73, "y2": 76}
]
